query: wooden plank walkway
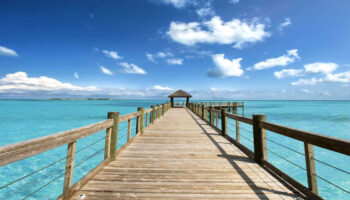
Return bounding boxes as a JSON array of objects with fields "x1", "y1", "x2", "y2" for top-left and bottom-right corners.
[{"x1": 70, "y1": 108, "x2": 300, "y2": 200}]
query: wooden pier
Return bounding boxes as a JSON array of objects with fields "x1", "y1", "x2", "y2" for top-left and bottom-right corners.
[
  {"x1": 1, "y1": 95, "x2": 350, "y2": 199},
  {"x1": 69, "y1": 108, "x2": 298, "y2": 200}
]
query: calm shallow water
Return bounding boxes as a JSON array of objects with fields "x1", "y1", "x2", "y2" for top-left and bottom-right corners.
[{"x1": 0, "y1": 100, "x2": 349, "y2": 199}]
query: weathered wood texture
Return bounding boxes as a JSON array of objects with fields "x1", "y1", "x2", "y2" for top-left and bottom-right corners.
[{"x1": 69, "y1": 108, "x2": 300, "y2": 200}]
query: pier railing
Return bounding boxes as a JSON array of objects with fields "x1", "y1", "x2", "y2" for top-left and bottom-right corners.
[
  {"x1": 189, "y1": 102, "x2": 350, "y2": 200},
  {"x1": 0, "y1": 102, "x2": 171, "y2": 199}
]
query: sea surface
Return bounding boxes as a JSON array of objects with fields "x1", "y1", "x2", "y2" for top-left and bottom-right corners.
[{"x1": 0, "y1": 100, "x2": 349, "y2": 199}]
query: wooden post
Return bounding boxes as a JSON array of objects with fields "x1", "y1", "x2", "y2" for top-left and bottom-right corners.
[
  {"x1": 221, "y1": 109, "x2": 227, "y2": 136},
  {"x1": 216, "y1": 112, "x2": 219, "y2": 127},
  {"x1": 253, "y1": 114, "x2": 266, "y2": 164},
  {"x1": 145, "y1": 113, "x2": 148, "y2": 127},
  {"x1": 104, "y1": 113, "x2": 112, "y2": 159},
  {"x1": 161, "y1": 104, "x2": 165, "y2": 116},
  {"x1": 109, "y1": 112, "x2": 119, "y2": 161},
  {"x1": 171, "y1": 97, "x2": 174, "y2": 108},
  {"x1": 228, "y1": 102, "x2": 231, "y2": 112},
  {"x1": 304, "y1": 142, "x2": 318, "y2": 194},
  {"x1": 137, "y1": 107, "x2": 144, "y2": 135},
  {"x1": 233, "y1": 102, "x2": 237, "y2": 115},
  {"x1": 63, "y1": 141, "x2": 76, "y2": 193},
  {"x1": 127, "y1": 119, "x2": 131, "y2": 141},
  {"x1": 201, "y1": 105, "x2": 205, "y2": 120},
  {"x1": 157, "y1": 104, "x2": 160, "y2": 119},
  {"x1": 151, "y1": 106, "x2": 155, "y2": 124},
  {"x1": 210, "y1": 107, "x2": 214, "y2": 125}
]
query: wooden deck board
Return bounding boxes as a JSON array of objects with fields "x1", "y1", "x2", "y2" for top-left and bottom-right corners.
[{"x1": 69, "y1": 108, "x2": 300, "y2": 200}]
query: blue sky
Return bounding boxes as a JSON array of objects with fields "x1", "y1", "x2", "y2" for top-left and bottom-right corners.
[{"x1": 1, "y1": 0, "x2": 350, "y2": 99}]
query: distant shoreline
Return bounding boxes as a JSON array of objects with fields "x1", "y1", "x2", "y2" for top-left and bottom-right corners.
[{"x1": 49, "y1": 98, "x2": 110, "y2": 100}]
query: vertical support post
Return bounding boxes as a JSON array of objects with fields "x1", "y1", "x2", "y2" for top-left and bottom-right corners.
[
  {"x1": 253, "y1": 114, "x2": 266, "y2": 164},
  {"x1": 186, "y1": 97, "x2": 189, "y2": 107},
  {"x1": 216, "y1": 111, "x2": 219, "y2": 127},
  {"x1": 304, "y1": 142, "x2": 318, "y2": 194},
  {"x1": 161, "y1": 104, "x2": 165, "y2": 116},
  {"x1": 63, "y1": 141, "x2": 76, "y2": 193},
  {"x1": 109, "y1": 112, "x2": 119, "y2": 161},
  {"x1": 145, "y1": 113, "x2": 148, "y2": 127},
  {"x1": 157, "y1": 104, "x2": 160, "y2": 119},
  {"x1": 210, "y1": 107, "x2": 214, "y2": 125},
  {"x1": 127, "y1": 119, "x2": 131, "y2": 141},
  {"x1": 221, "y1": 109, "x2": 227, "y2": 136},
  {"x1": 104, "y1": 113, "x2": 112, "y2": 159},
  {"x1": 137, "y1": 107, "x2": 144, "y2": 134},
  {"x1": 233, "y1": 102, "x2": 237, "y2": 115},
  {"x1": 171, "y1": 97, "x2": 174, "y2": 108},
  {"x1": 201, "y1": 105, "x2": 205, "y2": 120},
  {"x1": 151, "y1": 106, "x2": 155, "y2": 124},
  {"x1": 228, "y1": 102, "x2": 231, "y2": 113}
]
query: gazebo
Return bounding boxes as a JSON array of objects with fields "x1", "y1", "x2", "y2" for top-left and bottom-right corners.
[{"x1": 168, "y1": 89, "x2": 192, "y2": 108}]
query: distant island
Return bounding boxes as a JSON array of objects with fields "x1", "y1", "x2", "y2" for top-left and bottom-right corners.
[{"x1": 49, "y1": 98, "x2": 110, "y2": 100}]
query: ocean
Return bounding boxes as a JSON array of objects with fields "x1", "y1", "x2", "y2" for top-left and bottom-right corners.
[{"x1": 0, "y1": 100, "x2": 349, "y2": 199}]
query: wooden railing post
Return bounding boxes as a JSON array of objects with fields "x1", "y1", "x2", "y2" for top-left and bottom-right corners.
[
  {"x1": 127, "y1": 119, "x2": 131, "y2": 141},
  {"x1": 63, "y1": 141, "x2": 76, "y2": 194},
  {"x1": 304, "y1": 142, "x2": 318, "y2": 194},
  {"x1": 157, "y1": 104, "x2": 160, "y2": 119},
  {"x1": 201, "y1": 105, "x2": 205, "y2": 120},
  {"x1": 233, "y1": 105, "x2": 240, "y2": 142},
  {"x1": 210, "y1": 107, "x2": 214, "y2": 125},
  {"x1": 150, "y1": 106, "x2": 156, "y2": 124},
  {"x1": 137, "y1": 107, "x2": 144, "y2": 134},
  {"x1": 109, "y1": 112, "x2": 119, "y2": 161},
  {"x1": 221, "y1": 109, "x2": 227, "y2": 136},
  {"x1": 104, "y1": 113, "x2": 112, "y2": 159},
  {"x1": 161, "y1": 104, "x2": 165, "y2": 116},
  {"x1": 253, "y1": 114, "x2": 266, "y2": 164}
]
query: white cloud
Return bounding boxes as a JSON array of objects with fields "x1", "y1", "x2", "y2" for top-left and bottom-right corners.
[
  {"x1": 167, "y1": 58, "x2": 183, "y2": 65},
  {"x1": 118, "y1": 62, "x2": 146, "y2": 74},
  {"x1": 251, "y1": 49, "x2": 299, "y2": 70},
  {"x1": 156, "y1": 0, "x2": 190, "y2": 8},
  {"x1": 153, "y1": 85, "x2": 173, "y2": 91},
  {"x1": 210, "y1": 87, "x2": 218, "y2": 91},
  {"x1": 195, "y1": 7, "x2": 215, "y2": 17},
  {"x1": 291, "y1": 78, "x2": 322, "y2": 86},
  {"x1": 74, "y1": 72, "x2": 79, "y2": 79},
  {"x1": 229, "y1": 0, "x2": 240, "y2": 3},
  {"x1": 208, "y1": 54, "x2": 244, "y2": 77},
  {"x1": 278, "y1": 18, "x2": 291, "y2": 32},
  {"x1": 0, "y1": 45, "x2": 19, "y2": 57},
  {"x1": 0, "y1": 72, "x2": 97, "y2": 93},
  {"x1": 324, "y1": 71, "x2": 350, "y2": 83},
  {"x1": 304, "y1": 62, "x2": 338, "y2": 74},
  {"x1": 274, "y1": 69, "x2": 303, "y2": 79},
  {"x1": 320, "y1": 90, "x2": 331, "y2": 96},
  {"x1": 157, "y1": 51, "x2": 173, "y2": 58},
  {"x1": 100, "y1": 66, "x2": 114, "y2": 75},
  {"x1": 102, "y1": 50, "x2": 122, "y2": 60},
  {"x1": 167, "y1": 16, "x2": 270, "y2": 48},
  {"x1": 301, "y1": 89, "x2": 313, "y2": 93},
  {"x1": 146, "y1": 53, "x2": 155, "y2": 62}
]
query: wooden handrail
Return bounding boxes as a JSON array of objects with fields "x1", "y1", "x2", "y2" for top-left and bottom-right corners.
[
  {"x1": 0, "y1": 119, "x2": 113, "y2": 166},
  {"x1": 225, "y1": 112, "x2": 253, "y2": 125},
  {"x1": 260, "y1": 121, "x2": 350, "y2": 156}
]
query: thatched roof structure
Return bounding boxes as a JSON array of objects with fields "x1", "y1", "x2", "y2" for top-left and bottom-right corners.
[{"x1": 168, "y1": 90, "x2": 192, "y2": 98}]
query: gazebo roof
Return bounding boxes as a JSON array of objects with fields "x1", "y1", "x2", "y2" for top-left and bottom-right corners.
[{"x1": 168, "y1": 89, "x2": 192, "y2": 98}]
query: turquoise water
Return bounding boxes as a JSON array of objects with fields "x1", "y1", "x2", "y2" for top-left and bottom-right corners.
[{"x1": 0, "y1": 100, "x2": 350, "y2": 199}]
